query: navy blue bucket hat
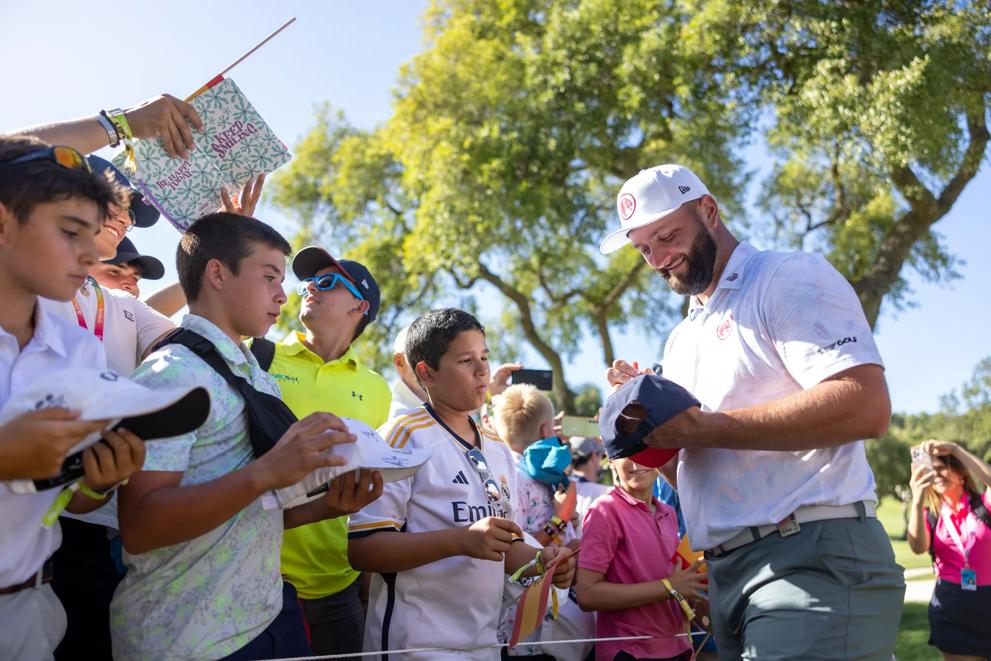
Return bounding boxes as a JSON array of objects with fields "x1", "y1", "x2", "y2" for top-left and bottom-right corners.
[{"x1": 598, "y1": 374, "x2": 700, "y2": 467}]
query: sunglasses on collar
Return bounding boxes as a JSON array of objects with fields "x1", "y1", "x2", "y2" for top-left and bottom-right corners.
[{"x1": 465, "y1": 447, "x2": 512, "y2": 511}]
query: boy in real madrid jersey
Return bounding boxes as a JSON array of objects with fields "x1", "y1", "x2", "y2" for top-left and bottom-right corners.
[{"x1": 349, "y1": 308, "x2": 575, "y2": 660}]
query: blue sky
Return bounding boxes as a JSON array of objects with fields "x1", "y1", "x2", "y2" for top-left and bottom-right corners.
[{"x1": 3, "y1": 0, "x2": 987, "y2": 414}]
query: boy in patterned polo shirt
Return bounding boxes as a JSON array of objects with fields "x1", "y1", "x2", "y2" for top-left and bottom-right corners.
[{"x1": 111, "y1": 213, "x2": 378, "y2": 660}]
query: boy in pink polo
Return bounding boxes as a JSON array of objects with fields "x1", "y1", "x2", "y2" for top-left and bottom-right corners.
[
  {"x1": 575, "y1": 374, "x2": 707, "y2": 661},
  {"x1": 576, "y1": 458, "x2": 704, "y2": 661}
]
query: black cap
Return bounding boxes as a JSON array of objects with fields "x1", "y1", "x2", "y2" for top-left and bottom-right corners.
[
  {"x1": 292, "y1": 246, "x2": 381, "y2": 323},
  {"x1": 103, "y1": 237, "x2": 165, "y2": 280},
  {"x1": 598, "y1": 374, "x2": 700, "y2": 468},
  {"x1": 86, "y1": 155, "x2": 160, "y2": 228}
]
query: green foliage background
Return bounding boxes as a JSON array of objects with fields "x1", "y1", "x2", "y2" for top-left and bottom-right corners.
[{"x1": 270, "y1": 0, "x2": 989, "y2": 415}]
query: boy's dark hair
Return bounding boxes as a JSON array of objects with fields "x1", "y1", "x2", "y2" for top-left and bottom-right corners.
[
  {"x1": 177, "y1": 212, "x2": 292, "y2": 302},
  {"x1": 0, "y1": 134, "x2": 123, "y2": 222},
  {"x1": 405, "y1": 308, "x2": 485, "y2": 371}
]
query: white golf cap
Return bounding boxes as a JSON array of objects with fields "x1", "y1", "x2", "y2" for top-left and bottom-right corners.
[
  {"x1": 262, "y1": 417, "x2": 433, "y2": 510},
  {"x1": 599, "y1": 164, "x2": 710, "y2": 254},
  {"x1": 3, "y1": 368, "x2": 210, "y2": 493}
]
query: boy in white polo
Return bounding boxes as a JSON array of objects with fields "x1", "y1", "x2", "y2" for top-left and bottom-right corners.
[
  {"x1": 348, "y1": 308, "x2": 575, "y2": 660},
  {"x1": 0, "y1": 136, "x2": 146, "y2": 660},
  {"x1": 42, "y1": 156, "x2": 174, "y2": 378},
  {"x1": 603, "y1": 164, "x2": 904, "y2": 660}
]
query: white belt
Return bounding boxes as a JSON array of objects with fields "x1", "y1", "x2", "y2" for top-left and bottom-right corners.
[{"x1": 706, "y1": 501, "x2": 876, "y2": 557}]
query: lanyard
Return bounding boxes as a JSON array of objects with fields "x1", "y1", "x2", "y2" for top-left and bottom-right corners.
[
  {"x1": 71, "y1": 278, "x2": 105, "y2": 342},
  {"x1": 941, "y1": 501, "x2": 977, "y2": 567}
]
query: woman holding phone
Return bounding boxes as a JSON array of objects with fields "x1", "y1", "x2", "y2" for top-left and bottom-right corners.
[{"x1": 907, "y1": 439, "x2": 991, "y2": 661}]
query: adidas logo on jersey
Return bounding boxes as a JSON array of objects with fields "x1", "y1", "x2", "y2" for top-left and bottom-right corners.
[{"x1": 452, "y1": 471, "x2": 469, "y2": 485}]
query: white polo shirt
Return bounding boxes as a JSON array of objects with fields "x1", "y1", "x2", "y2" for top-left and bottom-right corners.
[
  {"x1": 350, "y1": 405, "x2": 518, "y2": 660},
  {"x1": 388, "y1": 376, "x2": 425, "y2": 420},
  {"x1": 42, "y1": 278, "x2": 175, "y2": 377},
  {"x1": 0, "y1": 302, "x2": 105, "y2": 587},
  {"x1": 42, "y1": 279, "x2": 174, "y2": 530},
  {"x1": 662, "y1": 242, "x2": 883, "y2": 550}
]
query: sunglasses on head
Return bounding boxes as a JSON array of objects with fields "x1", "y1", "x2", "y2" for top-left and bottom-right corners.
[
  {"x1": 298, "y1": 272, "x2": 366, "y2": 305},
  {"x1": 0, "y1": 146, "x2": 91, "y2": 173}
]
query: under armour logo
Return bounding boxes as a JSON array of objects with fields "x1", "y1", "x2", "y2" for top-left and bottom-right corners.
[
  {"x1": 678, "y1": 185, "x2": 691, "y2": 194},
  {"x1": 351, "y1": 391, "x2": 364, "y2": 401},
  {"x1": 726, "y1": 273, "x2": 739, "y2": 282},
  {"x1": 452, "y1": 471, "x2": 469, "y2": 485}
]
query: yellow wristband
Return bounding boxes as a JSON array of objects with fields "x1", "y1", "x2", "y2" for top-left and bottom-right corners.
[
  {"x1": 42, "y1": 485, "x2": 77, "y2": 527},
  {"x1": 662, "y1": 578, "x2": 696, "y2": 620},
  {"x1": 109, "y1": 111, "x2": 133, "y2": 141},
  {"x1": 77, "y1": 480, "x2": 110, "y2": 501}
]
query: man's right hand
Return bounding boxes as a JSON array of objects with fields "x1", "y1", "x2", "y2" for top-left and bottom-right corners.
[
  {"x1": 124, "y1": 94, "x2": 204, "y2": 159},
  {"x1": 666, "y1": 559, "x2": 708, "y2": 601},
  {"x1": 459, "y1": 516, "x2": 522, "y2": 561},
  {"x1": 250, "y1": 412, "x2": 355, "y2": 492},
  {"x1": 0, "y1": 408, "x2": 109, "y2": 480}
]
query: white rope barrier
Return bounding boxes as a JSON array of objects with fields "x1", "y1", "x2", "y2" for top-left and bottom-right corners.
[{"x1": 271, "y1": 632, "x2": 710, "y2": 660}]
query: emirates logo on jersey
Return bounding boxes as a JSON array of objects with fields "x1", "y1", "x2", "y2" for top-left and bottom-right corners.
[{"x1": 716, "y1": 312, "x2": 735, "y2": 340}]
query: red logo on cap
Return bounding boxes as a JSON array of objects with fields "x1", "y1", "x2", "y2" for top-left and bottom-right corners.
[
  {"x1": 618, "y1": 193, "x2": 636, "y2": 221},
  {"x1": 716, "y1": 313, "x2": 734, "y2": 340}
]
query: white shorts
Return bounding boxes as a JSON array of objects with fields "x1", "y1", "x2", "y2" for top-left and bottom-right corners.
[{"x1": 0, "y1": 584, "x2": 67, "y2": 661}]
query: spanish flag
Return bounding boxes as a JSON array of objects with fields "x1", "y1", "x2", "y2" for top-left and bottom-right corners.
[
  {"x1": 673, "y1": 532, "x2": 706, "y2": 573},
  {"x1": 509, "y1": 554, "x2": 567, "y2": 648}
]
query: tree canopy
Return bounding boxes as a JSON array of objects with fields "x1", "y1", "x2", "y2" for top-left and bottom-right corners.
[{"x1": 271, "y1": 0, "x2": 990, "y2": 410}]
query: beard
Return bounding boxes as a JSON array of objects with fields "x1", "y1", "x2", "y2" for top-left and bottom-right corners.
[{"x1": 658, "y1": 215, "x2": 717, "y2": 296}]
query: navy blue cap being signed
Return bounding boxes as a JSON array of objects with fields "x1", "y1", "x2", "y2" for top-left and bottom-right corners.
[{"x1": 598, "y1": 374, "x2": 700, "y2": 468}]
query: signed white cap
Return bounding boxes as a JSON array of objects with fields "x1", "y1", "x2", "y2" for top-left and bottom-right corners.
[{"x1": 599, "y1": 164, "x2": 710, "y2": 254}]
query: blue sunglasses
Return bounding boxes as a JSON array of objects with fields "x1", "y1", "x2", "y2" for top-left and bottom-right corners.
[{"x1": 298, "y1": 273, "x2": 367, "y2": 311}]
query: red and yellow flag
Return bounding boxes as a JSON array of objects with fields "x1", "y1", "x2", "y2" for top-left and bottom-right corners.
[{"x1": 510, "y1": 554, "x2": 568, "y2": 648}]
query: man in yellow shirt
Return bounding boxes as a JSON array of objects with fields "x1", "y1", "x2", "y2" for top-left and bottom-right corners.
[{"x1": 256, "y1": 246, "x2": 391, "y2": 655}]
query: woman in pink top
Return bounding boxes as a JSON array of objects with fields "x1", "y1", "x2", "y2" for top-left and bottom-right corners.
[
  {"x1": 575, "y1": 458, "x2": 705, "y2": 661},
  {"x1": 907, "y1": 439, "x2": 991, "y2": 661}
]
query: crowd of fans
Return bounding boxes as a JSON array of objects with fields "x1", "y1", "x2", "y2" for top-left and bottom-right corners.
[{"x1": 2, "y1": 92, "x2": 988, "y2": 661}]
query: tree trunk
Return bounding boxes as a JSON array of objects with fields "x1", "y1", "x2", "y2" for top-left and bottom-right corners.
[
  {"x1": 476, "y1": 264, "x2": 576, "y2": 411},
  {"x1": 852, "y1": 106, "x2": 989, "y2": 328}
]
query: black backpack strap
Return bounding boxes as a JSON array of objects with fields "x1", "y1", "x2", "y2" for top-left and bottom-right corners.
[
  {"x1": 165, "y1": 329, "x2": 245, "y2": 390},
  {"x1": 968, "y1": 490, "x2": 991, "y2": 530},
  {"x1": 161, "y1": 329, "x2": 295, "y2": 458},
  {"x1": 249, "y1": 338, "x2": 276, "y2": 372}
]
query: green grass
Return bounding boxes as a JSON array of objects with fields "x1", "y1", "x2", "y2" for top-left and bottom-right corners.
[
  {"x1": 877, "y1": 499, "x2": 940, "y2": 659},
  {"x1": 895, "y1": 603, "x2": 938, "y2": 661},
  {"x1": 877, "y1": 497, "x2": 934, "y2": 571}
]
